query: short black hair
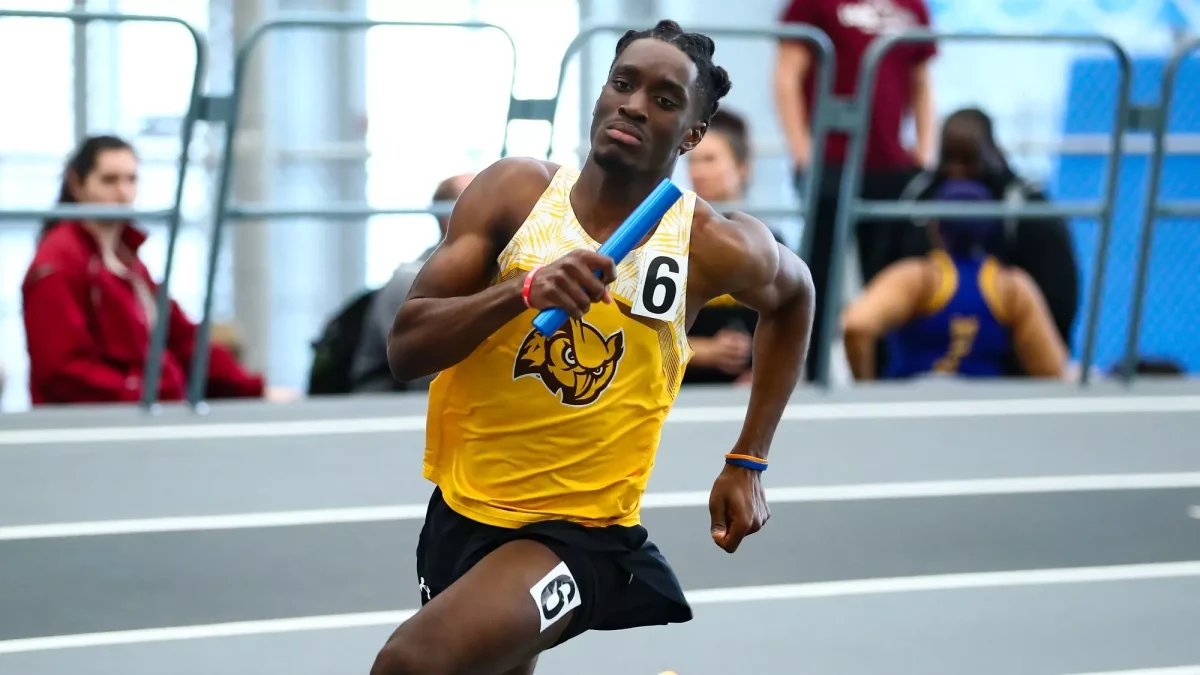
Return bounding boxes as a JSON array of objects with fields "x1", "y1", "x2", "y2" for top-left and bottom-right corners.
[
  {"x1": 943, "y1": 107, "x2": 1010, "y2": 175},
  {"x1": 707, "y1": 108, "x2": 750, "y2": 165},
  {"x1": 612, "y1": 20, "x2": 732, "y2": 124},
  {"x1": 944, "y1": 107, "x2": 995, "y2": 143}
]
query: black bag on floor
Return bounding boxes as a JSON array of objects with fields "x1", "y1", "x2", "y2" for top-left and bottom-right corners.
[{"x1": 307, "y1": 288, "x2": 378, "y2": 396}]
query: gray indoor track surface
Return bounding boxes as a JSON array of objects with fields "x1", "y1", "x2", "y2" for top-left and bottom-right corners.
[{"x1": 1, "y1": 379, "x2": 1199, "y2": 675}]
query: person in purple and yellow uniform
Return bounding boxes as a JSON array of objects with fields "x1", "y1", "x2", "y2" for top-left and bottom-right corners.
[{"x1": 840, "y1": 179, "x2": 1068, "y2": 381}]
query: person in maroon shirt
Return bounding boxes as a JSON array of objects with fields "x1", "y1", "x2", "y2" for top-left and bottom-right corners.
[
  {"x1": 22, "y1": 135, "x2": 290, "y2": 406},
  {"x1": 775, "y1": 0, "x2": 937, "y2": 382}
]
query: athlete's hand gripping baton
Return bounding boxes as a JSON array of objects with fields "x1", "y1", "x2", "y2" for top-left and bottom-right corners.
[{"x1": 531, "y1": 178, "x2": 683, "y2": 337}]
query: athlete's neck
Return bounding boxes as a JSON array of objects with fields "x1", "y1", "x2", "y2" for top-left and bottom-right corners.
[{"x1": 571, "y1": 156, "x2": 675, "y2": 243}]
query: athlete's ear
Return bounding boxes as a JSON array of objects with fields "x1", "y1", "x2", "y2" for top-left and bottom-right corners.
[{"x1": 679, "y1": 122, "x2": 706, "y2": 155}]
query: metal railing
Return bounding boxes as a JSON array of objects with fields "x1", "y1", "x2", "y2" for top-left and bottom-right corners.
[
  {"x1": 11, "y1": 13, "x2": 1190, "y2": 412},
  {"x1": 0, "y1": 9, "x2": 208, "y2": 412},
  {"x1": 169, "y1": 16, "x2": 518, "y2": 409},
  {"x1": 816, "y1": 30, "x2": 1134, "y2": 387},
  {"x1": 176, "y1": 19, "x2": 831, "y2": 409},
  {"x1": 1123, "y1": 37, "x2": 1200, "y2": 381}
]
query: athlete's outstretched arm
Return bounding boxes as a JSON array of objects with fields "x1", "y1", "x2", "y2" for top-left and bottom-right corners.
[
  {"x1": 693, "y1": 207, "x2": 815, "y2": 553},
  {"x1": 721, "y1": 213, "x2": 815, "y2": 463},
  {"x1": 387, "y1": 158, "x2": 544, "y2": 382}
]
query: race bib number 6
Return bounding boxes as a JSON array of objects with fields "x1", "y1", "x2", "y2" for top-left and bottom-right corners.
[{"x1": 631, "y1": 253, "x2": 687, "y2": 320}]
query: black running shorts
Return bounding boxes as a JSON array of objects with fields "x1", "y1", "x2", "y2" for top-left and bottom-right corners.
[{"x1": 415, "y1": 486, "x2": 693, "y2": 646}]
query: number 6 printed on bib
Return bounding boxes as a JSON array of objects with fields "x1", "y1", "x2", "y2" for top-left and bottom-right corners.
[{"x1": 632, "y1": 253, "x2": 687, "y2": 320}]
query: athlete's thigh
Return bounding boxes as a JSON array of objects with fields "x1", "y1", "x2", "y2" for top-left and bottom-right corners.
[{"x1": 375, "y1": 539, "x2": 577, "y2": 675}]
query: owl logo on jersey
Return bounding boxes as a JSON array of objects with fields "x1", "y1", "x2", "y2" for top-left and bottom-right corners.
[{"x1": 514, "y1": 319, "x2": 625, "y2": 407}]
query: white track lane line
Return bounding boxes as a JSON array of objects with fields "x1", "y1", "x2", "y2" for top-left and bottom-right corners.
[
  {"x1": 2, "y1": 472, "x2": 1199, "y2": 541},
  {"x1": 1060, "y1": 662, "x2": 1200, "y2": 667},
  {"x1": 3, "y1": 394, "x2": 1199, "y2": 446},
  {"x1": 2, "y1": 561, "x2": 1199, "y2": 655}
]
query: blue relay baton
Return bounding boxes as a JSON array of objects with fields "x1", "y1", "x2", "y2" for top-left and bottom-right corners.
[{"x1": 531, "y1": 177, "x2": 683, "y2": 336}]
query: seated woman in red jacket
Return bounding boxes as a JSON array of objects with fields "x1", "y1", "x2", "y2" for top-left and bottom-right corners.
[{"x1": 22, "y1": 134, "x2": 288, "y2": 406}]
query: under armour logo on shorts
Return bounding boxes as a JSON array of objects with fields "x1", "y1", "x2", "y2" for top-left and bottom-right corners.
[
  {"x1": 528, "y1": 561, "x2": 582, "y2": 632},
  {"x1": 418, "y1": 577, "x2": 432, "y2": 601}
]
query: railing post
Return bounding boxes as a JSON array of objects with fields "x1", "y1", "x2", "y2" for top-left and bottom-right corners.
[
  {"x1": 140, "y1": 22, "x2": 209, "y2": 413},
  {"x1": 0, "y1": 10, "x2": 208, "y2": 413},
  {"x1": 1123, "y1": 37, "x2": 1200, "y2": 383},
  {"x1": 822, "y1": 31, "x2": 1135, "y2": 387},
  {"x1": 188, "y1": 17, "x2": 519, "y2": 410}
]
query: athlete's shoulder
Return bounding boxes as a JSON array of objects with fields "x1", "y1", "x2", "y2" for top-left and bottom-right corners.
[
  {"x1": 472, "y1": 156, "x2": 560, "y2": 201},
  {"x1": 460, "y1": 157, "x2": 563, "y2": 235},
  {"x1": 480, "y1": 155, "x2": 559, "y2": 181},
  {"x1": 689, "y1": 199, "x2": 777, "y2": 259},
  {"x1": 689, "y1": 199, "x2": 786, "y2": 290}
]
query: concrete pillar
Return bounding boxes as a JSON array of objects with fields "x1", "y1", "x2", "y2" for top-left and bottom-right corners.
[
  {"x1": 72, "y1": 0, "x2": 88, "y2": 143},
  {"x1": 80, "y1": 0, "x2": 120, "y2": 136},
  {"x1": 620, "y1": 0, "x2": 660, "y2": 22},
  {"x1": 228, "y1": 0, "x2": 272, "y2": 374},
  {"x1": 215, "y1": 0, "x2": 368, "y2": 386},
  {"x1": 259, "y1": 0, "x2": 369, "y2": 388}
]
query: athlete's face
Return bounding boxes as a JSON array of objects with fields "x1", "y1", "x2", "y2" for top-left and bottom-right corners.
[{"x1": 590, "y1": 38, "x2": 706, "y2": 173}]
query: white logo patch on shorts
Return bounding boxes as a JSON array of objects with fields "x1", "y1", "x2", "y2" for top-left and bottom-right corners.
[{"x1": 529, "y1": 561, "x2": 582, "y2": 633}]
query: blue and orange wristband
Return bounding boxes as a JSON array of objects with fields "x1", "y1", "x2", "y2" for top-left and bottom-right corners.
[{"x1": 724, "y1": 453, "x2": 768, "y2": 472}]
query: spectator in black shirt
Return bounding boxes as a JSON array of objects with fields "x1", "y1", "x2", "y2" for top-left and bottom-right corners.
[{"x1": 684, "y1": 109, "x2": 760, "y2": 384}]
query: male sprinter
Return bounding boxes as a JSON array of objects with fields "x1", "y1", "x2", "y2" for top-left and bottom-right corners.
[{"x1": 373, "y1": 20, "x2": 815, "y2": 675}]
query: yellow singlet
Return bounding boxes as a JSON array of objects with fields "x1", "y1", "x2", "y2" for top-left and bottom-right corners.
[
  {"x1": 705, "y1": 293, "x2": 740, "y2": 308},
  {"x1": 423, "y1": 165, "x2": 697, "y2": 529}
]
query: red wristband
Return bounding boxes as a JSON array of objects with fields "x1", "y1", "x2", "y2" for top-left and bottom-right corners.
[{"x1": 522, "y1": 265, "x2": 545, "y2": 309}]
